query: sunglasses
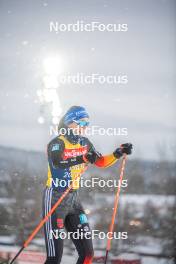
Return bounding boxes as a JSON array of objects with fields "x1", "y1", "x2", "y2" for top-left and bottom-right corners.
[{"x1": 73, "y1": 120, "x2": 90, "y2": 127}]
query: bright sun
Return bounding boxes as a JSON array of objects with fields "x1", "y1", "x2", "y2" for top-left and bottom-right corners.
[{"x1": 43, "y1": 56, "x2": 63, "y2": 75}]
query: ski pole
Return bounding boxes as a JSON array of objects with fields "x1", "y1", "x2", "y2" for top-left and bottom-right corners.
[
  {"x1": 104, "y1": 154, "x2": 127, "y2": 264},
  {"x1": 9, "y1": 167, "x2": 87, "y2": 264}
]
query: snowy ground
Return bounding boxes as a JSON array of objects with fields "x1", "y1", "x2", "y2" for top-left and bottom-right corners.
[
  {"x1": 0, "y1": 194, "x2": 175, "y2": 263},
  {"x1": 142, "y1": 257, "x2": 173, "y2": 264},
  {"x1": 0, "y1": 237, "x2": 173, "y2": 264}
]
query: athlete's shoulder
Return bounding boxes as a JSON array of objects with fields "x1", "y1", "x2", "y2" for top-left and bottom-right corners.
[
  {"x1": 80, "y1": 136, "x2": 94, "y2": 148},
  {"x1": 47, "y1": 136, "x2": 65, "y2": 153}
]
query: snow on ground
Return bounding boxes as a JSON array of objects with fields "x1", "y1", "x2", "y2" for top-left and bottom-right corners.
[
  {"x1": 0, "y1": 198, "x2": 16, "y2": 204},
  {"x1": 0, "y1": 236, "x2": 15, "y2": 244},
  {"x1": 132, "y1": 236, "x2": 164, "y2": 254},
  {"x1": 96, "y1": 194, "x2": 175, "y2": 208},
  {"x1": 0, "y1": 194, "x2": 175, "y2": 263},
  {"x1": 0, "y1": 244, "x2": 174, "y2": 264},
  {"x1": 142, "y1": 256, "x2": 173, "y2": 264},
  {"x1": 0, "y1": 245, "x2": 77, "y2": 264},
  {"x1": 90, "y1": 193, "x2": 175, "y2": 217}
]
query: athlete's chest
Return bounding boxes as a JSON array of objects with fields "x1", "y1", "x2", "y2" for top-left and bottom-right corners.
[
  {"x1": 63, "y1": 145, "x2": 88, "y2": 159},
  {"x1": 60, "y1": 136, "x2": 89, "y2": 160}
]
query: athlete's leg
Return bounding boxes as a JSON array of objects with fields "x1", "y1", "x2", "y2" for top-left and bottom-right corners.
[
  {"x1": 43, "y1": 188, "x2": 65, "y2": 264},
  {"x1": 65, "y1": 211, "x2": 94, "y2": 264}
]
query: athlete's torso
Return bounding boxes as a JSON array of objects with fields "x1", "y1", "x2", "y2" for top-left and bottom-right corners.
[{"x1": 46, "y1": 135, "x2": 91, "y2": 191}]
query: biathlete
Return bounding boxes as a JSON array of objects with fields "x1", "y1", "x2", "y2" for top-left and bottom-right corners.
[{"x1": 43, "y1": 105, "x2": 133, "y2": 264}]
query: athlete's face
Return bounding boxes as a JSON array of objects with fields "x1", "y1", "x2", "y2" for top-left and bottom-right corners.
[{"x1": 68, "y1": 118, "x2": 89, "y2": 135}]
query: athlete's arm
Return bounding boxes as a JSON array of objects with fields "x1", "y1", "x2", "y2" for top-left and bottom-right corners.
[
  {"x1": 83, "y1": 140, "x2": 118, "y2": 168},
  {"x1": 94, "y1": 154, "x2": 118, "y2": 168},
  {"x1": 83, "y1": 141, "x2": 133, "y2": 168},
  {"x1": 48, "y1": 139, "x2": 85, "y2": 169}
]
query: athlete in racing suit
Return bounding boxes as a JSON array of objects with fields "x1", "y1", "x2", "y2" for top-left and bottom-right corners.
[{"x1": 43, "y1": 106, "x2": 133, "y2": 264}]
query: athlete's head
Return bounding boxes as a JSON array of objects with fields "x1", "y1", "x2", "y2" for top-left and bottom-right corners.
[
  {"x1": 64, "y1": 106, "x2": 89, "y2": 135},
  {"x1": 58, "y1": 106, "x2": 89, "y2": 136}
]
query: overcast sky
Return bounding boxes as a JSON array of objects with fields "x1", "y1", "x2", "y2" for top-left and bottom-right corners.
[{"x1": 0, "y1": 0, "x2": 175, "y2": 160}]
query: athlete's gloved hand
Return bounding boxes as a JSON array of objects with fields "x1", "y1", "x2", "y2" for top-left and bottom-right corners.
[
  {"x1": 113, "y1": 143, "x2": 133, "y2": 158},
  {"x1": 83, "y1": 148, "x2": 102, "y2": 164}
]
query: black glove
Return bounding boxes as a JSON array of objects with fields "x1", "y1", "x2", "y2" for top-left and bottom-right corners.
[
  {"x1": 113, "y1": 143, "x2": 133, "y2": 158},
  {"x1": 84, "y1": 147, "x2": 102, "y2": 164}
]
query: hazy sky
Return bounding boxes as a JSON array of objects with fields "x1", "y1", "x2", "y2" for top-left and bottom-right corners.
[{"x1": 0, "y1": 0, "x2": 176, "y2": 160}]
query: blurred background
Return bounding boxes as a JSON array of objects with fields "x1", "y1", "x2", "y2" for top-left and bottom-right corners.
[{"x1": 0, "y1": 0, "x2": 175, "y2": 263}]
